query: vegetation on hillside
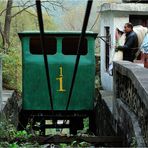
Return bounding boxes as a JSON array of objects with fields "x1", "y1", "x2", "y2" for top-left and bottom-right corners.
[
  {"x1": 0, "y1": 0, "x2": 59, "y2": 92},
  {"x1": 0, "y1": 0, "x2": 110, "y2": 92}
]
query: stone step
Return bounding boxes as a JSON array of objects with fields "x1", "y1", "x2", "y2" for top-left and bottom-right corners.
[
  {"x1": 1, "y1": 90, "x2": 14, "y2": 111},
  {"x1": 100, "y1": 90, "x2": 113, "y2": 112}
]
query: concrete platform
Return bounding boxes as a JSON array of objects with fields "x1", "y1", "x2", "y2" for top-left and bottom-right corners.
[
  {"x1": 1, "y1": 90, "x2": 14, "y2": 111},
  {"x1": 100, "y1": 90, "x2": 113, "y2": 113}
]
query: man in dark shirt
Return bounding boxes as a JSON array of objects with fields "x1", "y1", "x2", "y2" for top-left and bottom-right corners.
[{"x1": 116, "y1": 22, "x2": 138, "y2": 62}]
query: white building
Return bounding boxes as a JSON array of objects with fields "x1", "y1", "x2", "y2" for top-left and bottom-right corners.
[{"x1": 99, "y1": 2, "x2": 148, "y2": 91}]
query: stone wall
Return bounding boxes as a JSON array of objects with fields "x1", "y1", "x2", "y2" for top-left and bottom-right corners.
[
  {"x1": 95, "y1": 89, "x2": 127, "y2": 146},
  {"x1": 113, "y1": 61, "x2": 148, "y2": 146},
  {"x1": 95, "y1": 91, "x2": 116, "y2": 136},
  {"x1": 2, "y1": 91, "x2": 21, "y2": 127},
  {"x1": 95, "y1": 56, "x2": 100, "y2": 76}
]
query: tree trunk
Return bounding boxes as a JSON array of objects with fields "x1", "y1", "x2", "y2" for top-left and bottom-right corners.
[
  {"x1": 3, "y1": 0, "x2": 13, "y2": 52},
  {"x1": 0, "y1": 22, "x2": 5, "y2": 50}
]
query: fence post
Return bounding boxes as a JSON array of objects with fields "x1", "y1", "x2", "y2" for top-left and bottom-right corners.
[{"x1": 144, "y1": 53, "x2": 148, "y2": 68}]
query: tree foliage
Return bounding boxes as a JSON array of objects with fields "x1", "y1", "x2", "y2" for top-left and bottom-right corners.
[
  {"x1": 0, "y1": 0, "x2": 60, "y2": 51},
  {"x1": 62, "y1": 5, "x2": 85, "y2": 31},
  {"x1": 61, "y1": 0, "x2": 122, "y2": 32},
  {"x1": 61, "y1": 0, "x2": 99, "y2": 32},
  {"x1": 0, "y1": 0, "x2": 63, "y2": 92}
]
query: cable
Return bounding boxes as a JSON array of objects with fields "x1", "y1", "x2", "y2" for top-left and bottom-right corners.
[
  {"x1": 89, "y1": 13, "x2": 100, "y2": 31},
  {"x1": 66, "y1": 0, "x2": 93, "y2": 110},
  {"x1": 36, "y1": 0, "x2": 54, "y2": 110}
]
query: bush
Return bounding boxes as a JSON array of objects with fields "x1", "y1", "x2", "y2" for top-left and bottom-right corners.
[
  {"x1": 0, "y1": 115, "x2": 40, "y2": 148},
  {"x1": 2, "y1": 48, "x2": 22, "y2": 93}
]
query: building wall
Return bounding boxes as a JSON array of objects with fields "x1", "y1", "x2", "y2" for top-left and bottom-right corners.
[
  {"x1": 99, "y1": 3, "x2": 148, "y2": 91},
  {"x1": 99, "y1": 12, "x2": 129, "y2": 90},
  {"x1": 99, "y1": 12, "x2": 114, "y2": 90}
]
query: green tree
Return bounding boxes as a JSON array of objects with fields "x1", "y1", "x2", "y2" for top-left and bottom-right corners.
[
  {"x1": 0, "y1": 0, "x2": 63, "y2": 52},
  {"x1": 61, "y1": 0, "x2": 99, "y2": 32},
  {"x1": 0, "y1": 0, "x2": 63, "y2": 91}
]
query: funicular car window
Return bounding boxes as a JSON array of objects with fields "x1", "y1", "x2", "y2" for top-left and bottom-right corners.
[
  {"x1": 30, "y1": 37, "x2": 57, "y2": 54},
  {"x1": 62, "y1": 37, "x2": 87, "y2": 55}
]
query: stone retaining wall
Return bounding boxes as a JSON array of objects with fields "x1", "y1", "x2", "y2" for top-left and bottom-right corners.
[
  {"x1": 95, "y1": 93, "x2": 117, "y2": 136},
  {"x1": 2, "y1": 91, "x2": 21, "y2": 127},
  {"x1": 113, "y1": 61, "x2": 148, "y2": 146}
]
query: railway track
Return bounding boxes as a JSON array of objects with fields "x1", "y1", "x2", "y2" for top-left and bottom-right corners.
[{"x1": 30, "y1": 135, "x2": 124, "y2": 147}]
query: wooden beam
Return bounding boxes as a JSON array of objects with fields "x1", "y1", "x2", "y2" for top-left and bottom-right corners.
[{"x1": 32, "y1": 135, "x2": 123, "y2": 144}]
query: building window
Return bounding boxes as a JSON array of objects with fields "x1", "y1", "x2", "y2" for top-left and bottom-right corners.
[
  {"x1": 123, "y1": 0, "x2": 148, "y2": 3},
  {"x1": 62, "y1": 37, "x2": 87, "y2": 55},
  {"x1": 30, "y1": 37, "x2": 57, "y2": 55},
  {"x1": 105, "y1": 26, "x2": 110, "y2": 70},
  {"x1": 129, "y1": 15, "x2": 148, "y2": 27}
]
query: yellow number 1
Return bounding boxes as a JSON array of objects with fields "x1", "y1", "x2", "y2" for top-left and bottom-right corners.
[{"x1": 56, "y1": 66, "x2": 66, "y2": 92}]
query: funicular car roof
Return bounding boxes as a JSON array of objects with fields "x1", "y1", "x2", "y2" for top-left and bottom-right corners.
[{"x1": 18, "y1": 31, "x2": 98, "y2": 38}]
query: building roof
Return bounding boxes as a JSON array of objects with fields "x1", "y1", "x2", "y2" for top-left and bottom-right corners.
[{"x1": 99, "y1": 3, "x2": 148, "y2": 13}]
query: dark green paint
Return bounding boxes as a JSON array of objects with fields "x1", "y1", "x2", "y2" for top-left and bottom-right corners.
[{"x1": 19, "y1": 31, "x2": 97, "y2": 111}]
